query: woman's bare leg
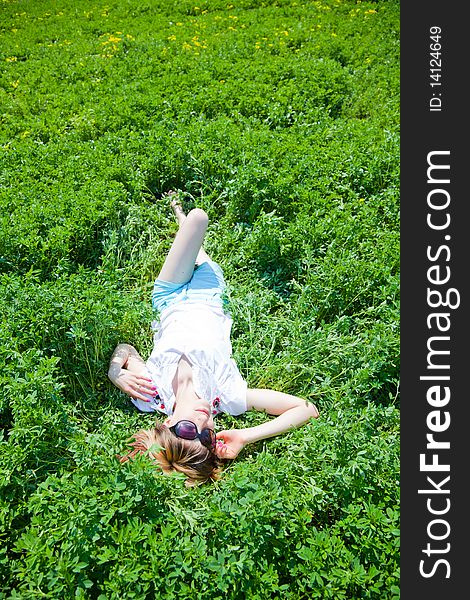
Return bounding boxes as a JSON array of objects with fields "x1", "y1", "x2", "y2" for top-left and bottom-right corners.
[
  {"x1": 157, "y1": 192, "x2": 209, "y2": 284},
  {"x1": 169, "y1": 194, "x2": 211, "y2": 265}
]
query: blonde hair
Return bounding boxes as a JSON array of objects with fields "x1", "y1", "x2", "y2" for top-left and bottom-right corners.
[{"x1": 118, "y1": 423, "x2": 222, "y2": 486}]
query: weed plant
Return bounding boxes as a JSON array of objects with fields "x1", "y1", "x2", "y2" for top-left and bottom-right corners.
[{"x1": 1, "y1": 0, "x2": 399, "y2": 598}]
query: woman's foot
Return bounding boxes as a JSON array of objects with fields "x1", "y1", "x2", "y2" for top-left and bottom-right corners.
[{"x1": 165, "y1": 190, "x2": 186, "y2": 226}]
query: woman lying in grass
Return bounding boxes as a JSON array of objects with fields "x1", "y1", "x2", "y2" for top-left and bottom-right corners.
[{"x1": 108, "y1": 192, "x2": 319, "y2": 485}]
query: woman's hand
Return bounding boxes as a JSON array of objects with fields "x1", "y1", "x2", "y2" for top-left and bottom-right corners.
[
  {"x1": 109, "y1": 366, "x2": 157, "y2": 403},
  {"x1": 108, "y1": 344, "x2": 158, "y2": 403},
  {"x1": 215, "y1": 429, "x2": 247, "y2": 460}
]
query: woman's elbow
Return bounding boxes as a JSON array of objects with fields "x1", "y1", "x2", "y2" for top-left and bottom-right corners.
[{"x1": 305, "y1": 402, "x2": 319, "y2": 419}]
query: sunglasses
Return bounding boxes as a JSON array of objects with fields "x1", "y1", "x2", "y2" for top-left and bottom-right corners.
[{"x1": 168, "y1": 420, "x2": 216, "y2": 451}]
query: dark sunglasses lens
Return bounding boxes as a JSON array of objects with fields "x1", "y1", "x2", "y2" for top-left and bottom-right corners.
[
  {"x1": 175, "y1": 421, "x2": 198, "y2": 440},
  {"x1": 200, "y1": 429, "x2": 216, "y2": 449}
]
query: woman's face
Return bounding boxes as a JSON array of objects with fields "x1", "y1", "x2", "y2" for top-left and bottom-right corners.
[{"x1": 165, "y1": 397, "x2": 215, "y2": 432}]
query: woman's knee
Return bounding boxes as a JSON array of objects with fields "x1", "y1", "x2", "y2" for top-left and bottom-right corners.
[{"x1": 187, "y1": 208, "x2": 209, "y2": 228}]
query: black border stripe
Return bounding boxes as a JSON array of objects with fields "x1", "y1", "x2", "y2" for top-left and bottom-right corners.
[{"x1": 401, "y1": 2, "x2": 466, "y2": 597}]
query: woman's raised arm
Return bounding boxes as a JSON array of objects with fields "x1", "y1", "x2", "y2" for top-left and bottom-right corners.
[
  {"x1": 108, "y1": 343, "x2": 157, "y2": 403},
  {"x1": 215, "y1": 388, "x2": 318, "y2": 459}
]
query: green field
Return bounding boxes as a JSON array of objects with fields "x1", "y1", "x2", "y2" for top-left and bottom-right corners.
[{"x1": 0, "y1": 0, "x2": 400, "y2": 598}]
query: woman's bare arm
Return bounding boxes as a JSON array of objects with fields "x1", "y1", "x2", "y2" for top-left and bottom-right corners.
[
  {"x1": 215, "y1": 388, "x2": 318, "y2": 459},
  {"x1": 242, "y1": 388, "x2": 318, "y2": 442},
  {"x1": 108, "y1": 343, "x2": 157, "y2": 403}
]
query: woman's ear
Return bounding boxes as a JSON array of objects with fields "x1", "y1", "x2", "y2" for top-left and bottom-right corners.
[{"x1": 163, "y1": 416, "x2": 172, "y2": 427}]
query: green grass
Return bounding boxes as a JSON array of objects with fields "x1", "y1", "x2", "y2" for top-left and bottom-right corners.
[{"x1": 0, "y1": 0, "x2": 399, "y2": 598}]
